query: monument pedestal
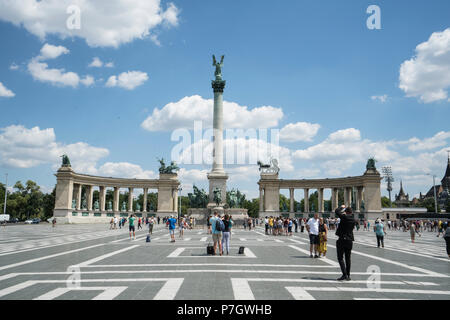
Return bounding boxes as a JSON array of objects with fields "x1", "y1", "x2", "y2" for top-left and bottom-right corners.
[{"x1": 207, "y1": 171, "x2": 228, "y2": 207}]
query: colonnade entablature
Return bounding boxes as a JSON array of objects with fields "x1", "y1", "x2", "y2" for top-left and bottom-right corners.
[
  {"x1": 53, "y1": 166, "x2": 180, "y2": 223},
  {"x1": 257, "y1": 166, "x2": 382, "y2": 221}
]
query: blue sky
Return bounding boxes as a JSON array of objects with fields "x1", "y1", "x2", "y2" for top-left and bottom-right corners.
[{"x1": 0, "y1": 0, "x2": 449, "y2": 200}]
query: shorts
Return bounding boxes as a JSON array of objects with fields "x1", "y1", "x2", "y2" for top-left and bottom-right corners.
[
  {"x1": 212, "y1": 233, "x2": 222, "y2": 242},
  {"x1": 129, "y1": 226, "x2": 135, "y2": 232},
  {"x1": 169, "y1": 229, "x2": 175, "y2": 235},
  {"x1": 309, "y1": 234, "x2": 319, "y2": 245}
]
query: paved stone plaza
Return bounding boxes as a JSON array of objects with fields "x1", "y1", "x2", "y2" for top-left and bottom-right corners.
[{"x1": 0, "y1": 223, "x2": 449, "y2": 300}]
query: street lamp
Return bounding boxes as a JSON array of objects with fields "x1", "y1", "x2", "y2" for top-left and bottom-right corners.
[
  {"x1": 382, "y1": 166, "x2": 394, "y2": 207},
  {"x1": 426, "y1": 173, "x2": 438, "y2": 214}
]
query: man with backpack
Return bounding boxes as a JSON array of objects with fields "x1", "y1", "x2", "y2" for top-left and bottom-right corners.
[{"x1": 210, "y1": 211, "x2": 224, "y2": 256}]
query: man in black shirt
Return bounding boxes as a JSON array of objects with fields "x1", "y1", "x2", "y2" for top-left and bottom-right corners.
[{"x1": 335, "y1": 205, "x2": 355, "y2": 281}]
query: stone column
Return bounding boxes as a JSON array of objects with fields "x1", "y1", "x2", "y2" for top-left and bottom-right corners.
[
  {"x1": 173, "y1": 188, "x2": 178, "y2": 214},
  {"x1": 128, "y1": 188, "x2": 134, "y2": 212},
  {"x1": 75, "y1": 184, "x2": 82, "y2": 210},
  {"x1": 318, "y1": 188, "x2": 324, "y2": 213},
  {"x1": 113, "y1": 187, "x2": 120, "y2": 212},
  {"x1": 259, "y1": 187, "x2": 264, "y2": 213},
  {"x1": 207, "y1": 76, "x2": 228, "y2": 207},
  {"x1": 289, "y1": 188, "x2": 295, "y2": 213},
  {"x1": 53, "y1": 167, "x2": 75, "y2": 220},
  {"x1": 99, "y1": 186, "x2": 106, "y2": 212},
  {"x1": 143, "y1": 188, "x2": 148, "y2": 212},
  {"x1": 304, "y1": 188, "x2": 309, "y2": 213},
  {"x1": 331, "y1": 188, "x2": 338, "y2": 211},
  {"x1": 86, "y1": 185, "x2": 94, "y2": 211},
  {"x1": 344, "y1": 187, "x2": 352, "y2": 207},
  {"x1": 356, "y1": 187, "x2": 363, "y2": 212}
]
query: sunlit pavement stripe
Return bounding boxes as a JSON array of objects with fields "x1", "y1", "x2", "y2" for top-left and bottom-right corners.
[
  {"x1": 75, "y1": 245, "x2": 140, "y2": 267},
  {"x1": 0, "y1": 243, "x2": 105, "y2": 271},
  {"x1": 227, "y1": 278, "x2": 438, "y2": 286},
  {"x1": 200, "y1": 237, "x2": 207, "y2": 242},
  {"x1": 0, "y1": 278, "x2": 183, "y2": 299},
  {"x1": 244, "y1": 248, "x2": 256, "y2": 258},
  {"x1": 167, "y1": 248, "x2": 186, "y2": 258},
  {"x1": 231, "y1": 279, "x2": 254, "y2": 300},
  {"x1": 78, "y1": 263, "x2": 337, "y2": 269},
  {"x1": 297, "y1": 287, "x2": 450, "y2": 295},
  {"x1": 33, "y1": 286, "x2": 128, "y2": 300},
  {"x1": 288, "y1": 245, "x2": 339, "y2": 267},
  {"x1": 285, "y1": 287, "x2": 315, "y2": 300},
  {"x1": 153, "y1": 278, "x2": 184, "y2": 300}
]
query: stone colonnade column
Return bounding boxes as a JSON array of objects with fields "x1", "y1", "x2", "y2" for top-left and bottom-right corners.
[
  {"x1": 113, "y1": 187, "x2": 119, "y2": 212},
  {"x1": 75, "y1": 184, "x2": 82, "y2": 210},
  {"x1": 86, "y1": 185, "x2": 94, "y2": 211},
  {"x1": 318, "y1": 188, "x2": 324, "y2": 213},
  {"x1": 289, "y1": 188, "x2": 295, "y2": 213},
  {"x1": 173, "y1": 188, "x2": 178, "y2": 214},
  {"x1": 356, "y1": 187, "x2": 363, "y2": 212},
  {"x1": 99, "y1": 186, "x2": 106, "y2": 211},
  {"x1": 128, "y1": 188, "x2": 134, "y2": 212},
  {"x1": 143, "y1": 188, "x2": 148, "y2": 212},
  {"x1": 259, "y1": 187, "x2": 264, "y2": 213},
  {"x1": 331, "y1": 188, "x2": 338, "y2": 211},
  {"x1": 304, "y1": 188, "x2": 309, "y2": 213}
]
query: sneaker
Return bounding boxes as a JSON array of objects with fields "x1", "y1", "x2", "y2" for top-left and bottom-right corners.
[
  {"x1": 314, "y1": 255, "x2": 319, "y2": 258},
  {"x1": 310, "y1": 254, "x2": 313, "y2": 258},
  {"x1": 337, "y1": 275, "x2": 347, "y2": 281}
]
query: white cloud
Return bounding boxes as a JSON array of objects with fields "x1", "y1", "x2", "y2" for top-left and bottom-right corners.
[
  {"x1": 177, "y1": 137, "x2": 294, "y2": 172},
  {"x1": 371, "y1": 95, "x2": 388, "y2": 103},
  {"x1": 293, "y1": 128, "x2": 397, "y2": 176},
  {"x1": 141, "y1": 95, "x2": 284, "y2": 131},
  {"x1": 27, "y1": 43, "x2": 94, "y2": 88},
  {"x1": 39, "y1": 43, "x2": 69, "y2": 60},
  {"x1": 0, "y1": 0, "x2": 180, "y2": 48},
  {"x1": 88, "y1": 57, "x2": 103, "y2": 68},
  {"x1": 0, "y1": 125, "x2": 108, "y2": 171},
  {"x1": 279, "y1": 122, "x2": 320, "y2": 142},
  {"x1": 88, "y1": 57, "x2": 114, "y2": 68},
  {"x1": 328, "y1": 128, "x2": 361, "y2": 142},
  {"x1": 106, "y1": 71, "x2": 148, "y2": 90},
  {"x1": 9, "y1": 63, "x2": 19, "y2": 70},
  {"x1": 404, "y1": 131, "x2": 450, "y2": 151},
  {"x1": 399, "y1": 28, "x2": 450, "y2": 103},
  {"x1": 98, "y1": 162, "x2": 157, "y2": 179},
  {"x1": 0, "y1": 82, "x2": 15, "y2": 98}
]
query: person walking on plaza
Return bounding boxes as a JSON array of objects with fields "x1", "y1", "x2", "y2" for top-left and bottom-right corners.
[
  {"x1": 113, "y1": 216, "x2": 118, "y2": 229},
  {"x1": 167, "y1": 215, "x2": 177, "y2": 243},
  {"x1": 444, "y1": 225, "x2": 450, "y2": 259},
  {"x1": 265, "y1": 216, "x2": 269, "y2": 234},
  {"x1": 210, "y1": 211, "x2": 223, "y2": 255},
  {"x1": 129, "y1": 214, "x2": 136, "y2": 240},
  {"x1": 300, "y1": 218, "x2": 305, "y2": 233},
  {"x1": 318, "y1": 217, "x2": 328, "y2": 258},
  {"x1": 137, "y1": 217, "x2": 142, "y2": 230},
  {"x1": 52, "y1": 217, "x2": 56, "y2": 228},
  {"x1": 109, "y1": 218, "x2": 114, "y2": 230},
  {"x1": 207, "y1": 215, "x2": 212, "y2": 234},
  {"x1": 179, "y1": 217, "x2": 185, "y2": 239},
  {"x1": 335, "y1": 205, "x2": 355, "y2": 281},
  {"x1": 294, "y1": 218, "x2": 298, "y2": 233},
  {"x1": 306, "y1": 213, "x2": 320, "y2": 258},
  {"x1": 221, "y1": 214, "x2": 232, "y2": 255},
  {"x1": 374, "y1": 219, "x2": 385, "y2": 248},
  {"x1": 148, "y1": 217, "x2": 154, "y2": 234},
  {"x1": 410, "y1": 221, "x2": 418, "y2": 243}
]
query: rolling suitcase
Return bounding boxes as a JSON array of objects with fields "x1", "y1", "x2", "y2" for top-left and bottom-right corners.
[{"x1": 238, "y1": 246, "x2": 245, "y2": 254}]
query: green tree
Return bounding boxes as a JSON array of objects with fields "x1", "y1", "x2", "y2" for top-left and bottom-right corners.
[
  {"x1": 242, "y1": 198, "x2": 259, "y2": 217},
  {"x1": 42, "y1": 187, "x2": 56, "y2": 219}
]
